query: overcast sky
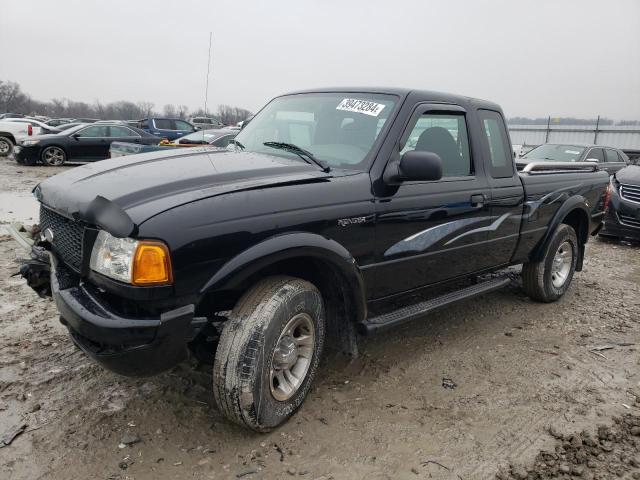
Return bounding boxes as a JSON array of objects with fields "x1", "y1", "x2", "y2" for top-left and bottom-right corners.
[{"x1": 2, "y1": 0, "x2": 639, "y2": 119}]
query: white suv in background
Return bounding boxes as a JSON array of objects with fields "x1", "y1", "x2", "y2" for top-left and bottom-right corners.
[{"x1": 189, "y1": 116, "x2": 225, "y2": 129}]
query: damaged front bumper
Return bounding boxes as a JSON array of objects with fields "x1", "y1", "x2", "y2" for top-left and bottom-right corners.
[{"x1": 9, "y1": 228, "x2": 204, "y2": 377}]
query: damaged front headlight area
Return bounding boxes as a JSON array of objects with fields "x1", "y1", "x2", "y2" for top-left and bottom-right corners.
[
  {"x1": 89, "y1": 230, "x2": 138, "y2": 283},
  {"x1": 89, "y1": 230, "x2": 173, "y2": 285}
]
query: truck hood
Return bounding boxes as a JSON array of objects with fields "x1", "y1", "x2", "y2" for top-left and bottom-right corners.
[
  {"x1": 35, "y1": 148, "x2": 332, "y2": 236},
  {"x1": 615, "y1": 165, "x2": 640, "y2": 185}
]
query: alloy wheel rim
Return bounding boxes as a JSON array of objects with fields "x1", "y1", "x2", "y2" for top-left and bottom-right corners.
[
  {"x1": 269, "y1": 312, "x2": 315, "y2": 402},
  {"x1": 551, "y1": 241, "x2": 572, "y2": 288},
  {"x1": 44, "y1": 147, "x2": 64, "y2": 165},
  {"x1": 0, "y1": 139, "x2": 9, "y2": 154}
]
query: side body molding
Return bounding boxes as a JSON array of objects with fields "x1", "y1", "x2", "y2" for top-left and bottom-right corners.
[{"x1": 199, "y1": 232, "x2": 368, "y2": 323}]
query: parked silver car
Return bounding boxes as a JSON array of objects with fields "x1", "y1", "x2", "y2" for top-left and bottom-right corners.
[{"x1": 189, "y1": 116, "x2": 225, "y2": 129}]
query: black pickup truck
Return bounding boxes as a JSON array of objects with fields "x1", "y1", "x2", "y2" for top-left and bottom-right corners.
[{"x1": 12, "y1": 88, "x2": 609, "y2": 432}]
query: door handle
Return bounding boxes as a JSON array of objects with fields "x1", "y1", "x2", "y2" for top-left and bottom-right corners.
[{"x1": 470, "y1": 194, "x2": 486, "y2": 207}]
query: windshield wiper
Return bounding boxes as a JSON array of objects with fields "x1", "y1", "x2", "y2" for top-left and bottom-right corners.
[{"x1": 263, "y1": 142, "x2": 331, "y2": 172}]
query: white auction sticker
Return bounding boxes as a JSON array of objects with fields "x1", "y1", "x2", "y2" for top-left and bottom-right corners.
[
  {"x1": 336, "y1": 98, "x2": 386, "y2": 117},
  {"x1": 565, "y1": 150, "x2": 581, "y2": 154}
]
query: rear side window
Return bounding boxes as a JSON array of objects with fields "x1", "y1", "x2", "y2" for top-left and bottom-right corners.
[
  {"x1": 153, "y1": 119, "x2": 173, "y2": 129},
  {"x1": 587, "y1": 148, "x2": 604, "y2": 162},
  {"x1": 175, "y1": 120, "x2": 194, "y2": 131},
  {"x1": 604, "y1": 149, "x2": 619, "y2": 163},
  {"x1": 402, "y1": 113, "x2": 471, "y2": 177},
  {"x1": 479, "y1": 110, "x2": 513, "y2": 178},
  {"x1": 76, "y1": 125, "x2": 109, "y2": 137},
  {"x1": 109, "y1": 126, "x2": 139, "y2": 137}
]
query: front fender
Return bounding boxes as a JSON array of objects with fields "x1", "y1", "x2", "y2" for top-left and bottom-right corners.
[{"x1": 199, "y1": 232, "x2": 367, "y2": 323}]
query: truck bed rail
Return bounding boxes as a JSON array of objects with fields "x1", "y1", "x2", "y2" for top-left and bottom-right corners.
[{"x1": 518, "y1": 161, "x2": 599, "y2": 174}]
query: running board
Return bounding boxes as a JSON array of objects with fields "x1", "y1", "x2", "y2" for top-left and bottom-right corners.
[{"x1": 359, "y1": 276, "x2": 512, "y2": 335}]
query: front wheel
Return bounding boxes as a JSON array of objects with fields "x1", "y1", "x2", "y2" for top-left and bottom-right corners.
[
  {"x1": 213, "y1": 276, "x2": 325, "y2": 431},
  {"x1": 522, "y1": 224, "x2": 578, "y2": 302},
  {"x1": 0, "y1": 137, "x2": 13, "y2": 157},
  {"x1": 41, "y1": 146, "x2": 66, "y2": 166}
]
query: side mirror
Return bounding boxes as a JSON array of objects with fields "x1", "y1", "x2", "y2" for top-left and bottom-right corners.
[
  {"x1": 397, "y1": 150, "x2": 443, "y2": 182},
  {"x1": 72, "y1": 133, "x2": 80, "y2": 139},
  {"x1": 585, "y1": 158, "x2": 600, "y2": 163}
]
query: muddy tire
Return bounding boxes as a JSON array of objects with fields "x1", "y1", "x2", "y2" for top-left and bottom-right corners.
[
  {"x1": 522, "y1": 224, "x2": 578, "y2": 303},
  {"x1": 213, "y1": 276, "x2": 325, "y2": 432},
  {"x1": 0, "y1": 137, "x2": 13, "y2": 157}
]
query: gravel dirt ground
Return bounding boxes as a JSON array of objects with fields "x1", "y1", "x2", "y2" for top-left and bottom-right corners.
[{"x1": 0, "y1": 157, "x2": 639, "y2": 480}]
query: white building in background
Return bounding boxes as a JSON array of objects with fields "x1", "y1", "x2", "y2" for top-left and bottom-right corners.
[{"x1": 508, "y1": 124, "x2": 640, "y2": 154}]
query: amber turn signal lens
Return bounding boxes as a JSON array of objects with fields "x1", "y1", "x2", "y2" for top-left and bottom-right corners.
[{"x1": 132, "y1": 241, "x2": 173, "y2": 286}]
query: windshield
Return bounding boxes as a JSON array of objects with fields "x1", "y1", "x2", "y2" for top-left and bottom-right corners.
[
  {"x1": 232, "y1": 93, "x2": 397, "y2": 170},
  {"x1": 523, "y1": 144, "x2": 585, "y2": 162}
]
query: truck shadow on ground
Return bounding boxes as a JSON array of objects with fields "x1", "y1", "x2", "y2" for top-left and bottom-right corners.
[{"x1": 148, "y1": 281, "x2": 527, "y2": 426}]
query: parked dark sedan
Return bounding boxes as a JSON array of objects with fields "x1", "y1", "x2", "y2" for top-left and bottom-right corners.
[
  {"x1": 517, "y1": 143, "x2": 629, "y2": 175},
  {"x1": 13, "y1": 123, "x2": 160, "y2": 165},
  {"x1": 600, "y1": 165, "x2": 640, "y2": 241}
]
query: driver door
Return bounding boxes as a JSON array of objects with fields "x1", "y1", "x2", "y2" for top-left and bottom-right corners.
[
  {"x1": 68, "y1": 125, "x2": 109, "y2": 160},
  {"x1": 372, "y1": 105, "x2": 493, "y2": 298}
]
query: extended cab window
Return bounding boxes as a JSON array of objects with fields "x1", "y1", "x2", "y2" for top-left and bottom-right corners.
[
  {"x1": 402, "y1": 113, "x2": 471, "y2": 177},
  {"x1": 479, "y1": 110, "x2": 513, "y2": 178}
]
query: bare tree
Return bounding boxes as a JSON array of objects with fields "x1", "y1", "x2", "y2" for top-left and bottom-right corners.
[
  {"x1": 162, "y1": 104, "x2": 177, "y2": 118},
  {"x1": 216, "y1": 104, "x2": 253, "y2": 125},
  {"x1": 0, "y1": 81, "x2": 29, "y2": 112},
  {"x1": 177, "y1": 105, "x2": 189, "y2": 119},
  {"x1": 0, "y1": 79, "x2": 254, "y2": 123},
  {"x1": 137, "y1": 101, "x2": 154, "y2": 118}
]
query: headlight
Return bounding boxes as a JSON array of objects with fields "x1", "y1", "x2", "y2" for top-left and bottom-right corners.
[
  {"x1": 89, "y1": 230, "x2": 172, "y2": 285},
  {"x1": 21, "y1": 139, "x2": 40, "y2": 146}
]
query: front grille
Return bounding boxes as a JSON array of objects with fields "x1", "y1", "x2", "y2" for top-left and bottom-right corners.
[
  {"x1": 619, "y1": 213, "x2": 640, "y2": 229},
  {"x1": 40, "y1": 205, "x2": 85, "y2": 271},
  {"x1": 620, "y1": 183, "x2": 640, "y2": 204}
]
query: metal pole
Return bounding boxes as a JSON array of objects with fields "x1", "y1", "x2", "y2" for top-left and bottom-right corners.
[
  {"x1": 204, "y1": 32, "x2": 212, "y2": 116},
  {"x1": 545, "y1": 116, "x2": 551, "y2": 143},
  {"x1": 594, "y1": 115, "x2": 600, "y2": 144}
]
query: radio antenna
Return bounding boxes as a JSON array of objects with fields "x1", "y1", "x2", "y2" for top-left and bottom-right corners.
[{"x1": 204, "y1": 32, "x2": 212, "y2": 116}]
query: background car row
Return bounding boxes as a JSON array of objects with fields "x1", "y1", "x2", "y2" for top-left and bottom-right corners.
[{"x1": 0, "y1": 113, "x2": 233, "y2": 159}]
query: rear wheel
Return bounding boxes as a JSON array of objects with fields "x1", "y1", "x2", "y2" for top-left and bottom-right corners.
[
  {"x1": 0, "y1": 137, "x2": 13, "y2": 157},
  {"x1": 41, "y1": 146, "x2": 66, "y2": 166},
  {"x1": 522, "y1": 224, "x2": 578, "y2": 302},
  {"x1": 213, "y1": 276, "x2": 325, "y2": 431}
]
